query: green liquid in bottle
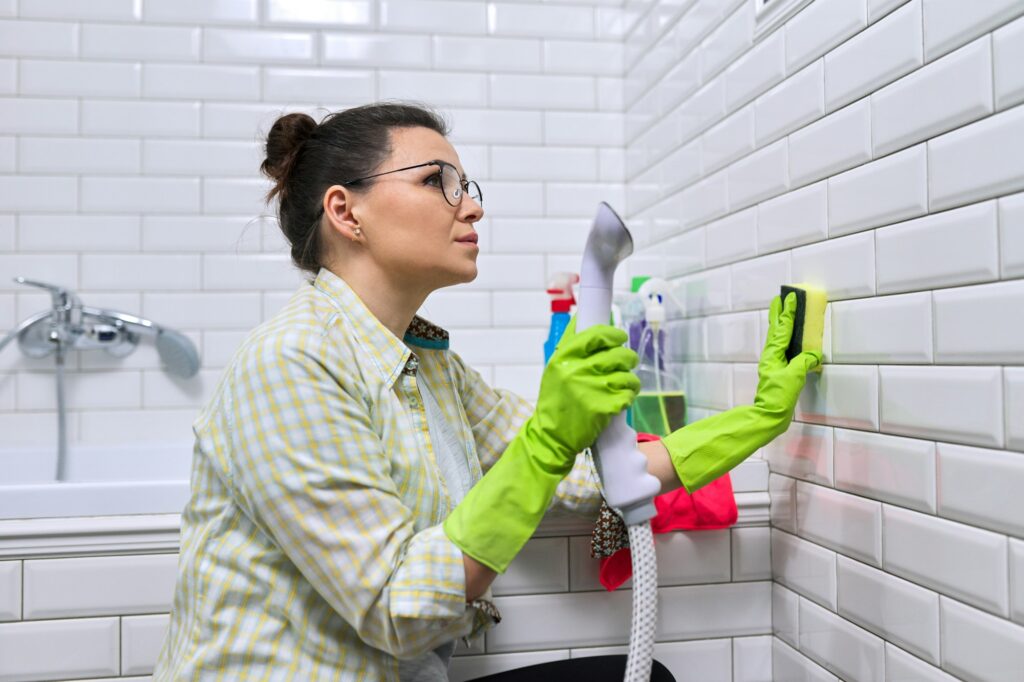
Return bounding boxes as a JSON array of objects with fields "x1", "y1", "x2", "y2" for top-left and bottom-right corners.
[{"x1": 631, "y1": 391, "x2": 687, "y2": 437}]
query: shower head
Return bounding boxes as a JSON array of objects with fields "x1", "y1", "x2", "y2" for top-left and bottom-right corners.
[{"x1": 156, "y1": 328, "x2": 200, "y2": 378}]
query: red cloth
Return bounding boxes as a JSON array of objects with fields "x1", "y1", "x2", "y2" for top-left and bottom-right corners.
[{"x1": 598, "y1": 432, "x2": 739, "y2": 591}]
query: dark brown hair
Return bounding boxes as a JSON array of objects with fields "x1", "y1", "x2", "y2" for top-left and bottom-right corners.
[{"x1": 260, "y1": 102, "x2": 449, "y2": 276}]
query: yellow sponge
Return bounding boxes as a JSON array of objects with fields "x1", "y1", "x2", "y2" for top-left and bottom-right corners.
[{"x1": 780, "y1": 283, "x2": 826, "y2": 372}]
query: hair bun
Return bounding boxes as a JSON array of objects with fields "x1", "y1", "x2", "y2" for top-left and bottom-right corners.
[{"x1": 261, "y1": 112, "x2": 317, "y2": 198}]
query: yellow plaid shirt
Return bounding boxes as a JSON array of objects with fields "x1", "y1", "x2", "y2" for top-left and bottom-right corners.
[{"x1": 154, "y1": 268, "x2": 602, "y2": 681}]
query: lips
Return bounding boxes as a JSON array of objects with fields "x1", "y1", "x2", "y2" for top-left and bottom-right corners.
[{"x1": 456, "y1": 232, "x2": 479, "y2": 244}]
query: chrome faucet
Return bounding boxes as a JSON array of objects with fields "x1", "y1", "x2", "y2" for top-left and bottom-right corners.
[{"x1": 0, "y1": 277, "x2": 201, "y2": 480}]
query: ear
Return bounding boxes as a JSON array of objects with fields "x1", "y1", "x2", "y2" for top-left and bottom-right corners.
[{"x1": 322, "y1": 185, "x2": 364, "y2": 241}]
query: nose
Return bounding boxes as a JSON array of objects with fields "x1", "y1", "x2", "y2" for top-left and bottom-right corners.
[{"x1": 458, "y1": 194, "x2": 484, "y2": 223}]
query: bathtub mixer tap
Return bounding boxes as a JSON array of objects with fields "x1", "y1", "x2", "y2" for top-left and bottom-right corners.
[{"x1": 0, "y1": 277, "x2": 200, "y2": 480}]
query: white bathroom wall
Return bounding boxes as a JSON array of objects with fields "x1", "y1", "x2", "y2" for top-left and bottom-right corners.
[{"x1": 624, "y1": 0, "x2": 1024, "y2": 680}]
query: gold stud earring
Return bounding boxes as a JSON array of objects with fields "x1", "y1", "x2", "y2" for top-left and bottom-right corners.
[{"x1": 353, "y1": 228, "x2": 362, "y2": 236}]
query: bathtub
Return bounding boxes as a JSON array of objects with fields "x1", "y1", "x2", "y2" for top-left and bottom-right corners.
[{"x1": 0, "y1": 442, "x2": 193, "y2": 520}]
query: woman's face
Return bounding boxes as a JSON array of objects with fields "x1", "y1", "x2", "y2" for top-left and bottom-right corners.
[{"x1": 351, "y1": 126, "x2": 484, "y2": 293}]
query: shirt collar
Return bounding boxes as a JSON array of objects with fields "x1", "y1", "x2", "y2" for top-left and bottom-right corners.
[{"x1": 313, "y1": 268, "x2": 450, "y2": 384}]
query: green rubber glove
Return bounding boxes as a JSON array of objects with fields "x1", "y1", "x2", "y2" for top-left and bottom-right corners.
[
  {"x1": 444, "y1": 319, "x2": 640, "y2": 573},
  {"x1": 662, "y1": 292, "x2": 822, "y2": 493}
]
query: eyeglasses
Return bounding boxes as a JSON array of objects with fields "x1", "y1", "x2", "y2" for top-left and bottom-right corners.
[{"x1": 342, "y1": 159, "x2": 482, "y2": 208}]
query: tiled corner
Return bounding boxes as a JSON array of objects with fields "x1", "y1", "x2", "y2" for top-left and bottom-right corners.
[
  {"x1": 795, "y1": 481, "x2": 883, "y2": 567},
  {"x1": 798, "y1": 597, "x2": 885, "y2": 682},
  {"x1": 772, "y1": 636, "x2": 838, "y2": 682},
  {"x1": 732, "y1": 527, "x2": 772, "y2": 582},
  {"x1": 771, "y1": 529, "x2": 837, "y2": 610},
  {"x1": 772, "y1": 583, "x2": 800, "y2": 647},
  {"x1": 0, "y1": 561, "x2": 19, "y2": 621}
]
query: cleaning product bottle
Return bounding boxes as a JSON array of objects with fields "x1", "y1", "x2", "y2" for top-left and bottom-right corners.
[
  {"x1": 631, "y1": 278, "x2": 687, "y2": 437},
  {"x1": 544, "y1": 272, "x2": 579, "y2": 365}
]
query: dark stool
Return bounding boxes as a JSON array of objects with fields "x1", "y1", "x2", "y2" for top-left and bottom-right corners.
[{"x1": 467, "y1": 654, "x2": 676, "y2": 681}]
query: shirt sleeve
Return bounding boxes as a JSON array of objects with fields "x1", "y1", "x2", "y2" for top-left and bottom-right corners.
[
  {"x1": 447, "y1": 351, "x2": 603, "y2": 518},
  {"x1": 219, "y1": 331, "x2": 487, "y2": 660}
]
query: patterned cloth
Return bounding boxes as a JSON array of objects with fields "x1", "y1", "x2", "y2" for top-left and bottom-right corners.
[{"x1": 153, "y1": 268, "x2": 602, "y2": 681}]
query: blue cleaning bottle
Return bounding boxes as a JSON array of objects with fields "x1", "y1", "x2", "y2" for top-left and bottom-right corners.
[{"x1": 544, "y1": 272, "x2": 578, "y2": 365}]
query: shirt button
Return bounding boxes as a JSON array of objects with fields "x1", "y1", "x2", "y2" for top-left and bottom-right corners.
[{"x1": 403, "y1": 356, "x2": 419, "y2": 376}]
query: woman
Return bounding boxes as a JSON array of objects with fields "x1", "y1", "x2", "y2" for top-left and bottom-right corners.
[{"x1": 154, "y1": 102, "x2": 819, "y2": 680}]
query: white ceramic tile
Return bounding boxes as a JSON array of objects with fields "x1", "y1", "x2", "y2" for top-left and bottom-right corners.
[
  {"x1": 885, "y1": 642, "x2": 960, "y2": 682},
  {"x1": 876, "y1": 202, "x2": 999, "y2": 295},
  {"x1": 799, "y1": 597, "x2": 885, "y2": 682},
  {"x1": 732, "y1": 527, "x2": 771, "y2": 581},
  {"x1": 432, "y1": 35, "x2": 541, "y2": 73},
  {"x1": 994, "y1": 14, "x2": 1024, "y2": 109},
  {"x1": 728, "y1": 138, "x2": 789, "y2": 210},
  {"x1": 940, "y1": 597, "x2": 1024, "y2": 681},
  {"x1": 922, "y1": 0, "x2": 1024, "y2": 61},
  {"x1": 773, "y1": 583, "x2": 800, "y2": 646},
  {"x1": 828, "y1": 144, "x2": 927, "y2": 237},
  {"x1": 726, "y1": 29, "x2": 785, "y2": 111},
  {"x1": 830, "y1": 292, "x2": 932, "y2": 363},
  {"x1": 203, "y1": 254, "x2": 301, "y2": 291},
  {"x1": 143, "y1": 139, "x2": 261, "y2": 176},
  {"x1": 0, "y1": 58, "x2": 11, "y2": 94},
  {"x1": 657, "y1": 51, "x2": 701, "y2": 115},
  {"x1": 493, "y1": 538, "x2": 568, "y2": 596},
  {"x1": 203, "y1": 28, "x2": 314, "y2": 64},
  {"x1": 451, "y1": 328, "x2": 544, "y2": 365},
  {"x1": 78, "y1": 408, "x2": 196, "y2": 446},
  {"x1": 705, "y1": 311, "x2": 759, "y2": 362},
  {"x1": 82, "y1": 100, "x2": 199, "y2": 138},
  {"x1": 464, "y1": 254, "x2": 544, "y2": 290},
  {"x1": 449, "y1": 651, "x2": 570, "y2": 682},
  {"x1": 491, "y1": 73, "x2": 596, "y2": 110},
  {"x1": 80, "y1": 254, "x2": 199, "y2": 291},
  {"x1": 825, "y1": 0, "x2": 922, "y2": 111},
  {"x1": 322, "y1": 32, "x2": 430, "y2": 68},
  {"x1": 121, "y1": 614, "x2": 168, "y2": 676},
  {"x1": 796, "y1": 364, "x2": 879, "y2": 431},
  {"x1": 667, "y1": 318, "x2": 707, "y2": 363},
  {"x1": 20, "y1": 215, "x2": 139, "y2": 252},
  {"x1": 873, "y1": 36, "x2": 994, "y2": 157},
  {"x1": 142, "y1": 215, "x2": 260, "y2": 253},
  {"x1": 265, "y1": 0, "x2": 371, "y2": 27},
  {"x1": 81, "y1": 24, "x2": 199, "y2": 61},
  {"x1": 1001, "y1": 192, "x2": 1024, "y2": 279},
  {"x1": 677, "y1": 78, "x2": 727, "y2": 146},
  {"x1": 786, "y1": 0, "x2": 867, "y2": 72},
  {"x1": 937, "y1": 442, "x2": 1024, "y2": 537},
  {"x1": 833, "y1": 428, "x2": 936, "y2": 512},
  {"x1": 701, "y1": 105, "x2": 755, "y2": 174},
  {"x1": 20, "y1": 59, "x2": 140, "y2": 97},
  {"x1": 81, "y1": 177, "x2": 198, "y2": 214},
  {"x1": 681, "y1": 362, "x2": 733, "y2": 410},
  {"x1": 17, "y1": 369, "x2": 141, "y2": 410},
  {"x1": 661, "y1": 227, "x2": 706, "y2": 277},
  {"x1": 764, "y1": 422, "x2": 834, "y2": 486},
  {"x1": 770, "y1": 473, "x2": 798, "y2": 533},
  {"x1": 934, "y1": 280, "x2": 1024, "y2": 364},
  {"x1": 0, "y1": 98, "x2": 77, "y2": 135},
  {"x1": 544, "y1": 40, "x2": 621, "y2": 76},
  {"x1": 733, "y1": 635, "x2": 772, "y2": 682},
  {"x1": 729, "y1": 252, "x2": 790, "y2": 312},
  {"x1": 200, "y1": 178, "x2": 265, "y2": 216},
  {"x1": 880, "y1": 366, "x2": 1003, "y2": 447},
  {"x1": 0, "y1": 562, "x2": 19, "y2": 621},
  {"x1": 773, "y1": 637, "x2": 838, "y2": 682},
  {"x1": 679, "y1": 170, "x2": 729, "y2": 229},
  {"x1": 791, "y1": 231, "x2": 875, "y2": 301},
  {"x1": 1012, "y1": 539, "x2": 1024, "y2": 624},
  {"x1": 0, "y1": 19, "x2": 77, "y2": 58},
  {"x1": 489, "y1": 3, "x2": 594, "y2": 39},
  {"x1": 143, "y1": 64, "x2": 260, "y2": 101},
  {"x1": 771, "y1": 529, "x2": 837, "y2": 610},
  {"x1": 142, "y1": 368, "x2": 217, "y2": 409},
  {"x1": 703, "y1": 208, "x2": 756, "y2": 269},
  {"x1": 757, "y1": 181, "x2": 828, "y2": 254},
  {"x1": 796, "y1": 481, "x2": 883, "y2": 566},
  {"x1": 143, "y1": 292, "x2": 261, "y2": 330},
  {"x1": 699, "y1": 2, "x2": 753, "y2": 81},
  {"x1": 929, "y1": 103, "x2": 1024, "y2": 211},
  {"x1": 837, "y1": 555, "x2": 940, "y2": 663},
  {"x1": 789, "y1": 99, "x2": 872, "y2": 188},
  {"x1": 884, "y1": 504, "x2": 1009, "y2": 615},
  {"x1": 545, "y1": 183, "x2": 624, "y2": 218},
  {"x1": 19, "y1": 0, "x2": 140, "y2": 21},
  {"x1": 265, "y1": 67, "x2": 374, "y2": 104},
  {"x1": 1008, "y1": 368, "x2": 1024, "y2": 453},
  {"x1": 0, "y1": 254, "x2": 77, "y2": 291},
  {"x1": 144, "y1": 0, "x2": 257, "y2": 23},
  {"x1": 0, "y1": 617, "x2": 119, "y2": 681},
  {"x1": 491, "y1": 146, "x2": 596, "y2": 182},
  {"x1": 19, "y1": 137, "x2": 139, "y2": 174}
]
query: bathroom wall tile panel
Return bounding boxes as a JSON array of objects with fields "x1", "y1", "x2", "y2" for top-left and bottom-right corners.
[
  {"x1": 830, "y1": 292, "x2": 932, "y2": 363},
  {"x1": 491, "y1": 147, "x2": 597, "y2": 182},
  {"x1": 544, "y1": 40, "x2": 622, "y2": 77},
  {"x1": 701, "y1": 105, "x2": 755, "y2": 174},
  {"x1": 885, "y1": 643, "x2": 960, "y2": 682},
  {"x1": 732, "y1": 363, "x2": 758, "y2": 406},
  {"x1": 929, "y1": 104, "x2": 1024, "y2": 211},
  {"x1": 1001, "y1": 192, "x2": 1024, "y2": 279},
  {"x1": 266, "y1": 0, "x2": 372, "y2": 27},
  {"x1": 733, "y1": 636, "x2": 772, "y2": 682},
  {"x1": 143, "y1": 368, "x2": 220, "y2": 409},
  {"x1": 266, "y1": 68, "x2": 375, "y2": 104},
  {"x1": 0, "y1": 562, "x2": 19, "y2": 621},
  {"x1": 0, "y1": 19, "x2": 77, "y2": 58},
  {"x1": 202, "y1": 178, "x2": 269, "y2": 215},
  {"x1": 827, "y1": 144, "x2": 927, "y2": 237},
  {"x1": 1008, "y1": 369, "x2": 1024, "y2": 452},
  {"x1": 699, "y1": 2, "x2": 753, "y2": 82},
  {"x1": 143, "y1": 0, "x2": 257, "y2": 24},
  {"x1": 491, "y1": 217, "x2": 593, "y2": 253},
  {"x1": 869, "y1": 0, "x2": 910, "y2": 23},
  {"x1": 0, "y1": 59, "x2": 12, "y2": 94},
  {"x1": 1012, "y1": 539, "x2": 1024, "y2": 624},
  {"x1": 795, "y1": 481, "x2": 883, "y2": 566},
  {"x1": 490, "y1": 74, "x2": 595, "y2": 110},
  {"x1": 680, "y1": 170, "x2": 730, "y2": 229},
  {"x1": 788, "y1": 99, "x2": 872, "y2": 188},
  {"x1": 143, "y1": 293, "x2": 261, "y2": 330},
  {"x1": 876, "y1": 202, "x2": 999, "y2": 294},
  {"x1": 729, "y1": 252, "x2": 790, "y2": 312},
  {"x1": 773, "y1": 584, "x2": 800, "y2": 647},
  {"x1": 772, "y1": 637, "x2": 839, "y2": 682},
  {"x1": 17, "y1": 366, "x2": 141, "y2": 410},
  {"x1": 785, "y1": 0, "x2": 867, "y2": 73},
  {"x1": 0, "y1": 255, "x2": 77, "y2": 292},
  {"x1": 204, "y1": 254, "x2": 302, "y2": 291},
  {"x1": 0, "y1": 617, "x2": 119, "y2": 681},
  {"x1": 544, "y1": 111, "x2": 624, "y2": 146},
  {"x1": 763, "y1": 422, "x2": 834, "y2": 486},
  {"x1": 705, "y1": 311, "x2": 760, "y2": 362},
  {"x1": 728, "y1": 458, "x2": 769, "y2": 493},
  {"x1": 19, "y1": 137, "x2": 139, "y2": 174},
  {"x1": 81, "y1": 24, "x2": 199, "y2": 61},
  {"x1": 203, "y1": 28, "x2": 314, "y2": 64},
  {"x1": 771, "y1": 529, "x2": 837, "y2": 610},
  {"x1": 705, "y1": 207, "x2": 757, "y2": 268},
  {"x1": 880, "y1": 366, "x2": 1003, "y2": 447},
  {"x1": 142, "y1": 216, "x2": 260, "y2": 253},
  {"x1": 677, "y1": 78, "x2": 727, "y2": 147},
  {"x1": 940, "y1": 597, "x2": 1024, "y2": 681},
  {"x1": 0, "y1": 98, "x2": 78, "y2": 135},
  {"x1": 661, "y1": 227, "x2": 706, "y2": 277},
  {"x1": 19, "y1": 0, "x2": 140, "y2": 21},
  {"x1": 836, "y1": 556, "x2": 940, "y2": 663},
  {"x1": 599, "y1": 147, "x2": 625, "y2": 183},
  {"x1": 322, "y1": 32, "x2": 430, "y2": 68},
  {"x1": 872, "y1": 36, "x2": 994, "y2": 157},
  {"x1": 450, "y1": 651, "x2": 571, "y2": 681},
  {"x1": 757, "y1": 181, "x2": 828, "y2": 254},
  {"x1": 0, "y1": 413, "x2": 78, "y2": 450},
  {"x1": 434, "y1": 36, "x2": 540, "y2": 73},
  {"x1": 545, "y1": 183, "x2": 625, "y2": 218},
  {"x1": 0, "y1": 136, "x2": 11, "y2": 173},
  {"x1": 81, "y1": 254, "x2": 200, "y2": 291},
  {"x1": 202, "y1": 103, "x2": 312, "y2": 140},
  {"x1": 791, "y1": 231, "x2": 875, "y2": 301},
  {"x1": 143, "y1": 64, "x2": 260, "y2": 101},
  {"x1": 450, "y1": 329, "x2": 545, "y2": 365},
  {"x1": 727, "y1": 138, "x2": 789, "y2": 210},
  {"x1": 489, "y1": 3, "x2": 594, "y2": 39},
  {"x1": 667, "y1": 318, "x2": 707, "y2": 362},
  {"x1": 493, "y1": 365, "x2": 542, "y2": 401},
  {"x1": 200, "y1": 331, "x2": 249, "y2": 368},
  {"x1": 492, "y1": 538, "x2": 568, "y2": 596},
  {"x1": 994, "y1": 16, "x2": 1024, "y2": 109},
  {"x1": 682, "y1": 362, "x2": 733, "y2": 410},
  {"x1": 922, "y1": 0, "x2": 1024, "y2": 61},
  {"x1": 732, "y1": 527, "x2": 771, "y2": 581},
  {"x1": 82, "y1": 100, "x2": 198, "y2": 138},
  {"x1": 463, "y1": 255, "x2": 545, "y2": 291},
  {"x1": 725, "y1": 30, "x2": 785, "y2": 111},
  {"x1": 825, "y1": 0, "x2": 922, "y2": 111},
  {"x1": 883, "y1": 504, "x2": 1009, "y2": 615},
  {"x1": 121, "y1": 614, "x2": 169, "y2": 676},
  {"x1": 20, "y1": 60, "x2": 140, "y2": 98},
  {"x1": 144, "y1": 139, "x2": 275, "y2": 176},
  {"x1": 937, "y1": 442, "x2": 1024, "y2": 538},
  {"x1": 798, "y1": 598, "x2": 885, "y2": 682},
  {"x1": 658, "y1": 51, "x2": 702, "y2": 119},
  {"x1": 933, "y1": 280, "x2": 1024, "y2": 364},
  {"x1": 770, "y1": 474, "x2": 798, "y2": 533},
  {"x1": 81, "y1": 177, "x2": 198, "y2": 214},
  {"x1": 20, "y1": 215, "x2": 140, "y2": 252},
  {"x1": 489, "y1": 582, "x2": 769, "y2": 652},
  {"x1": 833, "y1": 429, "x2": 937, "y2": 512}
]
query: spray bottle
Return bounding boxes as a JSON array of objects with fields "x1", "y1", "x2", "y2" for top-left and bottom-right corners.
[
  {"x1": 631, "y1": 277, "x2": 687, "y2": 437},
  {"x1": 544, "y1": 272, "x2": 579, "y2": 365}
]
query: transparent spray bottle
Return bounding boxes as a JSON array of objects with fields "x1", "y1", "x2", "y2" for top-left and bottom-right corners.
[{"x1": 630, "y1": 277, "x2": 686, "y2": 437}]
